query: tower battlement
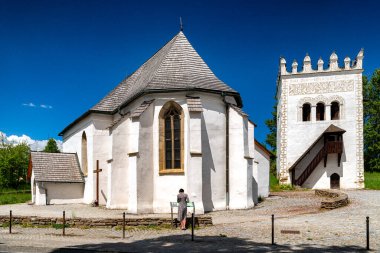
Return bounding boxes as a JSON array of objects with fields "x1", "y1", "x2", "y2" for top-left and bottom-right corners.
[{"x1": 280, "y1": 49, "x2": 364, "y2": 76}]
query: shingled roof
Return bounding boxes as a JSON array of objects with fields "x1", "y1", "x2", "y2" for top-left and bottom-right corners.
[
  {"x1": 92, "y1": 31, "x2": 239, "y2": 112},
  {"x1": 59, "y1": 31, "x2": 242, "y2": 136},
  {"x1": 28, "y1": 152, "x2": 84, "y2": 183}
]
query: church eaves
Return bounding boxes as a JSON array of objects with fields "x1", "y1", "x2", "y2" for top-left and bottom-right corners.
[{"x1": 59, "y1": 31, "x2": 242, "y2": 136}]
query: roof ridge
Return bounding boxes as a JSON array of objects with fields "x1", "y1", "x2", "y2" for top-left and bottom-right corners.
[{"x1": 128, "y1": 32, "x2": 182, "y2": 98}]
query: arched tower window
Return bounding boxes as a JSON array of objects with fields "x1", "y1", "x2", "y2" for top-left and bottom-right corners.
[
  {"x1": 159, "y1": 101, "x2": 184, "y2": 174},
  {"x1": 302, "y1": 103, "x2": 311, "y2": 122},
  {"x1": 81, "y1": 132, "x2": 88, "y2": 176},
  {"x1": 316, "y1": 102, "x2": 325, "y2": 121},
  {"x1": 331, "y1": 101, "x2": 340, "y2": 120}
]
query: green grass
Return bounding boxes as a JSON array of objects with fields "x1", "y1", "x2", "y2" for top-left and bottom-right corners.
[
  {"x1": 0, "y1": 192, "x2": 31, "y2": 205},
  {"x1": 365, "y1": 172, "x2": 380, "y2": 190},
  {"x1": 270, "y1": 173, "x2": 296, "y2": 192}
]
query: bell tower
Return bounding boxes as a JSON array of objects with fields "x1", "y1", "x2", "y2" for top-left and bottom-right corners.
[{"x1": 276, "y1": 50, "x2": 364, "y2": 189}]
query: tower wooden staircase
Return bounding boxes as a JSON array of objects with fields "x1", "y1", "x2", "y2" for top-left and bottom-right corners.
[{"x1": 290, "y1": 124, "x2": 345, "y2": 187}]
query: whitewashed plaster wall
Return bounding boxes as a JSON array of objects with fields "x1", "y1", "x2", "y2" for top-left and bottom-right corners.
[
  {"x1": 253, "y1": 146, "x2": 270, "y2": 200},
  {"x1": 45, "y1": 183, "x2": 84, "y2": 204},
  {"x1": 152, "y1": 95, "x2": 188, "y2": 213},
  {"x1": 62, "y1": 91, "x2": 256, "y2": 213},
  {"x1": 108, "y1": 116, "x2": 129, "y2": 209},
  {"x1": 199, "y1": 94, "x2": 227, "y2": 212},
  {"x1": 228, "y1": 108, "x2": 254, "y2": 209},
  {"x1": 136, "y1": 103, "x2": 154, "y2": 213},
  {"x1": 277, "y1": 67, "x2": 364, "y2": 188},
  {"x1": 62, "y1": 114, "x2": 112, "y2": 204}
]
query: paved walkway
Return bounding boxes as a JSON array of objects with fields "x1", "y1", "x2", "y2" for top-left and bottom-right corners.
[{"x1": 0, "y1": 190, "x2": 378, "y2": 252}]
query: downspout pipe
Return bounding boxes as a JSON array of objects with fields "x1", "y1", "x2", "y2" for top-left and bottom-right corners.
[{"x1": 222, "y1": 93, "x2": 230, "y2": 210}]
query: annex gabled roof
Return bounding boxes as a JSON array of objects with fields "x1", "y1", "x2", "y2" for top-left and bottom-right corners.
[
  {"x1": 59, "y1": 31, "x2": 242, "y2": 136},
  {"x1": 28, "y1": 152, "x2": 84, "y2": 183}
]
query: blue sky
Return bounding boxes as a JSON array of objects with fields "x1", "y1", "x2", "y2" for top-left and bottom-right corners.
[{"x1": 1, "y1": 0, "x2": 379, "y2": 146}]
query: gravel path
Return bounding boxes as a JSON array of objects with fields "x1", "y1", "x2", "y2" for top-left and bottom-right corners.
[{"x1": 0, "y1": 190, "x2": 378, "y2": 252}]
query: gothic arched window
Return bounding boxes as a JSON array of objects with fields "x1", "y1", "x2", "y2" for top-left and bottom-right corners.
[
  {"x1": 316, "y1": 102, "x2": 325, "y2": 121},
  {"x1": 81, "y1": 131, "x2": 88, "y2": 176},
  {"x1": 302, "y1": 103, "x2": 311, "y2": 122},
  {"x1": 331, "y1": 101, "x2": 340, "y2": 120},
  {"x1": 159, "y1": 101, "x2": 184, "y2": 174}
]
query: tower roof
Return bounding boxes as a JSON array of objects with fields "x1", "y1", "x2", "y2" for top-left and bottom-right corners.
[
  {"x1": 92, "y1": 31, "x2": 240, "y2": 112},
  {"x1": 60, "y1": 31, "x2": 241, "y2": 136}
]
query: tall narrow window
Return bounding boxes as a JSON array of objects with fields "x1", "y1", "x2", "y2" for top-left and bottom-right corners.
[
  {"x1": 316, "y1": 102, "x2": 325, "y2": 121},
  {"x1": 81, "y1": 132, "x2": 88, "y2": 176},
  {"x1": 302, "y1": 103, "x2": 311, "y2": 122},
  {"x1": 331, "y1": 102, "x2": 340, "y2": 120},
  {"x1": 159, "y1": 101, "x2": 184, "y2": 174}
]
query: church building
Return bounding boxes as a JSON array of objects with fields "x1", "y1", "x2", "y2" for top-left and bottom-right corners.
[
  {"x1": 52, "y1": 31, "x2": 264, "y2": 213},
  {"x1": 276, "y1": 50, "x2": 365, "y2": 189}
]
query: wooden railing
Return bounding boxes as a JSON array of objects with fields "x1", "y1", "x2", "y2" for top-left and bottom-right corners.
[
  {"x1": 326, "y1": 141, "x2": 343, "y2": 154},
  {"x1": 295, "y1": 141, "x2": 343, "y2": 186}
]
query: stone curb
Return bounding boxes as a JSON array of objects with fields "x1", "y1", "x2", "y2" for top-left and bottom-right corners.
[
  {"x1": 0, "y1": 215, "x2": 212, "y2": 228},
  {"x1": 315, "y1": 189, "x2": 349, "y2": 209}
]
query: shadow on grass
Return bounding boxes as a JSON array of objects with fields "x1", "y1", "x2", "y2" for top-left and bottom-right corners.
[{"x1": 50, "y1": 234, "x2": 367, "y2": 252}]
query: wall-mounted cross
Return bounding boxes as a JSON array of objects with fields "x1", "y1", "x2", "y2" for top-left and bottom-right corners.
[{"x1": 93, "y1": 160, "x2": 102, "y2": 207}]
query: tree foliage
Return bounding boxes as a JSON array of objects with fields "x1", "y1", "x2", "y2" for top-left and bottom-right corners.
[
  {"x1": 265, "y1": 96, "x2": 277, "y2": 175},
  {"x1": 363, "y1": 69, "x2": 380, "y2": 172},
  {"x1": 0, "y1": 142, "x2": 30, "y2": 188},
  {"x1": 43, "y1": 138, "x2": 60, "y2": 153}
]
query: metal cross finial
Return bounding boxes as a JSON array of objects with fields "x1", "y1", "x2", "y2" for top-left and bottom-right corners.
[{"x1": 180, "y1": 17, "x2": 183, "y2": 31}]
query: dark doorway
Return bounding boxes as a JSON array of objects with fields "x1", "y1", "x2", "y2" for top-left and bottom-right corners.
[{"x1": 330, "y1": 173, "x2": 340, "y2": 189}]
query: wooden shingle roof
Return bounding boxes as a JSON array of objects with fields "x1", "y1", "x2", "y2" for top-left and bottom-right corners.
[
  {"x1": 29, "y1": 152, "x2": 84, "y2": 183},
  {"x1": 92, "y1": 31, "x2": 238, "y2": 112},
  {"x1": 59, "y1": 31, "x2": 242, "y2": 136}
]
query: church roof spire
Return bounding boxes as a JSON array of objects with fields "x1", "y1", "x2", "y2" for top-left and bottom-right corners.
[{"x1": 59, "y1": 31, "x2": 241, "y2": 136}]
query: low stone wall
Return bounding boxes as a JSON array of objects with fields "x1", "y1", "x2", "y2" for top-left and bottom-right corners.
[
  {"x1": 315, "y1": 189, "x2": 348, "y2": 209},
  {"x1": 0, "y1": 215, "x2": 212, "y2": 228}
]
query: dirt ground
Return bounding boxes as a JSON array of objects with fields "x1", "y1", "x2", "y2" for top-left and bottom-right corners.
[{"x1": 0, "y1": 190, "x2": 378, "y2": 252}]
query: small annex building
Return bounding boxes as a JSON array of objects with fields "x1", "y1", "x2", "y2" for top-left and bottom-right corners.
[
  {"x1": 32, "y1": 30, "x2": 270, "y2": 214},
  {"x1": 253, "y1": 140, "x2": 273, "y2": 201},
  {"x1": 28, "y1": 152, "x2": 84, "y2": 205}
]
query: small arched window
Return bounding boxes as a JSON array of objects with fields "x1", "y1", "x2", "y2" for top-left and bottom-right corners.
[
  {"x1": 316, "y1": 102, "x2": 325, "y2": 121},
  {"x1": 331, "y1": 102, "x2": 340, "y2": 120},
  {"x1": 302, "y1": 103, "x2": 311, "y2": 122},
  {"x1": 159, "y1": 101, "x2": 184, "y2": 174},
  {"x1": 81, "y1": 132, "x2": 88, "y2": 176}
]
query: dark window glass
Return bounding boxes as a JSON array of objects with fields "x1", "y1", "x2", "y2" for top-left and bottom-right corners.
[
  {"x1": 316, "y1": 103, "x2": 325, "y2": 121},
  {"x1": 331, "y1": 102, "x2": 340, "y2": 120},
  {"x1": 302, "y1": 104, "x2": 311, "y2": 122},
  {"x1": 163, "y1": 106, "x2": 181, "y2": 169}
]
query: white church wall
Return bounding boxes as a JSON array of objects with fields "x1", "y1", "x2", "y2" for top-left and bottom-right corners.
[
  {"x1": 45, "y1": 183, "x2": 84, "y2": 204},
  {"x1": 108, "y1": 116, "x2": 129, "y2": 209},
  {"x1": 62, "y1": 116, "x2": 94, "y2": 204},
  {"x1": 136, "y1": 102, "x2": 154, "y2": 213},
  {"x1": 92, "y1": 114, "x2": 112, "y2": 206},
  {"x1": 200, "y1": 94, "x2": 227, "y2": 211},
  {"x1": 253, "y1": 146, "x2": 270, "y2": 200},
  {"x1": 228, "y1": 107, "x2": 254, "y2": 209},
  {"x1": 152, "y1": 95, "x2": 188, "y2": 213},
  {"x1": 188, "y1": 112, "x2": 204, "y2": 214}
]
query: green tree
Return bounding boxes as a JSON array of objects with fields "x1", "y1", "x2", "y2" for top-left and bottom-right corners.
[
  {"x1": 363, "y1": 69, "x2": 380, "y2": 172},
  {"x1": 0, "y1": 142, "x2": 30, "y2": 188},
  {"x1": 43, "y1": 138, "x2": 60, "y2": 153},
  {"x1": 265, "y1": 96, "x2": 277, "y2": 175}
]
